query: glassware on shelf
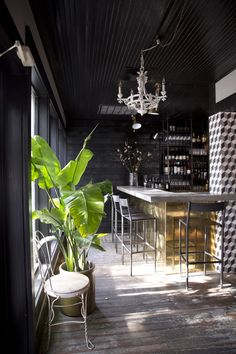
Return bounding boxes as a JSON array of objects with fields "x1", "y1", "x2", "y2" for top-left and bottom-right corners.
[
  {"x1": 192, "y1": 132, "x2": 196, "y2": 143},
  {"x1": 202, "y1": 133, "x2": 207, "y2": 143},
  {"x1": 143, "y1": 174, "x2": 148, "y2": 187}
]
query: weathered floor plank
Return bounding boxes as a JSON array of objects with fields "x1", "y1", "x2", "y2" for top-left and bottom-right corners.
[{"x1": 43, "y1": 235, "x2": 236, "y2": 354}]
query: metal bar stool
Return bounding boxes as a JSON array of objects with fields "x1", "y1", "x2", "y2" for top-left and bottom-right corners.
[
  {"x1": 119, "y1": 198, "x2": 157, "y2": 276},
  {"x1": 179, "y1": 201, "x2": 226, "y2": 289},
  {"x1": 111, "y1": 194, "x2": 122, "y2": 252},
  {"x1": 111, "y1": 194, "x2": 143, "y2": 253}
]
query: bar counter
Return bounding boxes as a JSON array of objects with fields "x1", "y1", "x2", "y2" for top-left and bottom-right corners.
[
  {"x1": 117, "y1": 186, "x2": 236, "y2": 203},
  {"x1": 117, "y1": 186, "x2": 236, "y2": 274}
]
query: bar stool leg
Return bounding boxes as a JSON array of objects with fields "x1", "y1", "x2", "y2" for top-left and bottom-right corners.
[
  {"x1": 115, "y1": 211, "x2": 118, "y2": 253},
  {"x1": 130, "y1": 219, "x2": 133, "y2": 276},
  {"x1": 143, "y1": 220, "x2": 145, "y2": 260},
  {"x1": 179, "y1": 220, "x2": 182, "y2": 277},
  {"x1": 121, "y1": 215, "x2": 124, "y2": 265},
  {"x1": 204, "y1": 226, "x2": 207, "y2": 275},
  {"x1": 186, "y1": 224, "x2": 189, "y2": 290},
  {"x1": 172, "y1": 217, "x2": 176, "y2": 269},
  {"x1": 111, "y1": 200, "x2": 114, "y2": 242},
  {"x1": 154, "y1": 219, "x2": 157, "y2": 272},
  {"x1": 220, "y1": 227, "x2": 224, "y2": 288},
  {"x1": 135, "y1": 221, "x2": 138, "y2": 253}
]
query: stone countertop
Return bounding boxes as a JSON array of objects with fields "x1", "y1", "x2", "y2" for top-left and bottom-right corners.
[{"x1": 117, "y1": 186, "x2": 236, "y2": 203}]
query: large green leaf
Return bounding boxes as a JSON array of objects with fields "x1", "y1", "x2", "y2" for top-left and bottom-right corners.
[
  {"x1": 73, "y1": 148, "x2": 93, "y2": 185},
  {"x1": 75, "y1": 233, "x2": 106, "y2": 252},
  {"x1": 31, "y1": 136, "x2": 61, "y2": 188},
  {"x1": 31, "y1": 161, "x2": 40, "y2": 181},
  {"x1": 32, "y1": 208, "x2": 65, "y2": 228},
  {"x1": 37, "y1": 166, "x2": 54, "y2": 190},
  {"x1": 94, "y1": 179, "x2": 113, "y2": 196},
  {"x1": 55, "y1": 148, "x2": 93, "y2": 187},
  {"x1": 63, "y1": 184, "x2": 105, "y2": 236}
]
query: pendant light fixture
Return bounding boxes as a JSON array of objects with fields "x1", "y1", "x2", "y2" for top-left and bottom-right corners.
[{"x1": 117, "y1": 38, "x2": 166, "y2": 116}]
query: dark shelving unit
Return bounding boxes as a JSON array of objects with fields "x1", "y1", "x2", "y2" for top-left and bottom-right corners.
[{"x1": 160, "y1": 115, "x2": 209, "y2": 191}]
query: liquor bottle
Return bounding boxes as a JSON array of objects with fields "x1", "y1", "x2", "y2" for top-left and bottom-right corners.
[
  {"x1": 165, "y1": 181, "x2": 170, "y2": 191},
  {"x1": 202, "y1": 133, "x2": 207, "y2": 143},
  {"x1": 192, "y1": 132, "x2": 196, "y2": 143},
  {"x1": 154, "y1": 178, "x2": 158, "y2": 189}
]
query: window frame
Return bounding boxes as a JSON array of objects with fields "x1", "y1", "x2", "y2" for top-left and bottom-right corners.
[{"x1": 31, "y1": 67, "x2": 66, "y2": 312}]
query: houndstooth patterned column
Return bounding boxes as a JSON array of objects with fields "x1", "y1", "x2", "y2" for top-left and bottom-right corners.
[{"x1": 209, "y1": 112, "x2": 236, "y2": 272}]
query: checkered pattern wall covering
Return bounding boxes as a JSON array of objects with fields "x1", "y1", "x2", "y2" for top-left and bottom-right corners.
[{"x1": 209, "y1": 112, "x2": 236, "y2": 272}]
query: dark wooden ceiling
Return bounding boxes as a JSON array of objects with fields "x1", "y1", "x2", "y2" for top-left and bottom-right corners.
[{"x1": 29, "y1": 0, "x2": 236, "y2": 125}]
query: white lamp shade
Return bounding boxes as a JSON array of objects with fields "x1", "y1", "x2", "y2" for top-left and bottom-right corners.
[{"x1": 132, "y1": 122, "x2": 142, "y2": 130}]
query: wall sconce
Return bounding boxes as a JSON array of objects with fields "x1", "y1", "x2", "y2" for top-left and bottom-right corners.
[{"x1": 0, "y1": 40, "x2": 34, "y2": 67}]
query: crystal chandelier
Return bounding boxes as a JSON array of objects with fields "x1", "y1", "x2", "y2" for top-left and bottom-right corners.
[{"x1": 117, "y1": 41, "x2": 167, "y2": 116}]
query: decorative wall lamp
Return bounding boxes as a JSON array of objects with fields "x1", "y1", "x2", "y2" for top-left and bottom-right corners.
[
  {"x1": 117, "y1": 38, "x2": 167, "y2": 116},
  {"x1": 0, "y1": 40, "x2": 34, "y2": 66}
]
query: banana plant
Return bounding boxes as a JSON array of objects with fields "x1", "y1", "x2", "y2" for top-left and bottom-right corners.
[{"x1": 31, "y1": 126, "x2": 112, "y2": 271}]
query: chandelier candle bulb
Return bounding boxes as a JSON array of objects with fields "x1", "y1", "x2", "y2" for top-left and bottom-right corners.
[
  {"x1": 162, "y1": 77, "x2": 165, "y2": 93},
  {"x1": 118, "y1": 81, "x2": 122, "y2": 99}
]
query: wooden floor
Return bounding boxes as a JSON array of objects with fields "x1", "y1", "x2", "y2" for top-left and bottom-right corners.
[{"x1": 44, "y1": 235, "x2": 236, "y2": 354}]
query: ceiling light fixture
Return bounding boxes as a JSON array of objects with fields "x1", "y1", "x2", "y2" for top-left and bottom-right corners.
[
  {"x1": 131, "y1": 115, "x2": 142, "y2": 130},
  {"x1": 117, "y1": 0, "x2": 188, "y2": 118},
  {"x1": 117, "y1": 38, "x2": 167, "y2": 116},
  {"x1": 0, "y1": 40, "x2": 34, "y2": 66}
]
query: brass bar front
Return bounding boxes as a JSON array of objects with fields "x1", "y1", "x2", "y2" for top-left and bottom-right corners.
[
  {"x1": 129, "y1": 197, "x2": 217, "y2": 274},
  {"x1": 117, "y1": 186, "x2": 236, "y2": 274}
]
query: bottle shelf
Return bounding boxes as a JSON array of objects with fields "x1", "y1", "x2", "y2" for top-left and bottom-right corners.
[{"x1": 160, "y1": 116, "x2": 209, "y2": 192}]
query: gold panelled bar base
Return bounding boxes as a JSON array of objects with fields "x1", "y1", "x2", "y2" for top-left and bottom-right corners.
[{"x1": 117, "y1": 186, "x2": 236, "y2": 274}]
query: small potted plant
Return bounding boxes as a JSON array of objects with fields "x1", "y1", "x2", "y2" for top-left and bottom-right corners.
[
  {"x1": 117, "y1": 140, "x2": 152, "y2": 186},
  {"x1": 31, "y1": 126, "x2": 112, "y2": 314}
]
